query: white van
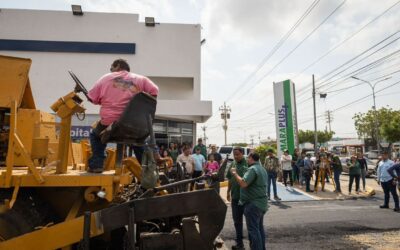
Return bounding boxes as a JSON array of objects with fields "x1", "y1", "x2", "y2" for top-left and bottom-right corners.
[{"x1": 217, "y1": 146, "x2": 252, "y2": 162}]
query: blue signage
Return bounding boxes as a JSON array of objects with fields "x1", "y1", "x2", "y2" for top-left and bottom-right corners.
[{"x1": 71, "y1": 126, "x2": 92, "y2": 139}]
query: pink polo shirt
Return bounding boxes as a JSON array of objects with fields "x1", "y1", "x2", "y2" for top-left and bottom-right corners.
[{"x1": 88, "y1": 71, "x2": 159, "y2": 126}]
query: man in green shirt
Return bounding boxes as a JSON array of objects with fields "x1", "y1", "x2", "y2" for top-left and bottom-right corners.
[
  {"x1": 231, "y1": 152, "x2": 268, "y2": 250},
  {"x1": 192, "y1": 138, "x2": 207, "y2": 160},
  {"x1": 226, "y1": 147, "x2": 248, "y2": 250}
]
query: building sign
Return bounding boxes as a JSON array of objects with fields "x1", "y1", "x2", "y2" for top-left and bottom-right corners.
[
  {"x1": 273, "y1": 80, "x2": 298, "y2": 157},
  {"x1": 71, "y1": 126, "x2": 92, "y2": 140}
]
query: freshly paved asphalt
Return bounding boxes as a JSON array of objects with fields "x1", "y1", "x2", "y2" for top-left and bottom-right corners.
[{"x1": 220, "y1": 181, "x2": 400, "y2": 249}]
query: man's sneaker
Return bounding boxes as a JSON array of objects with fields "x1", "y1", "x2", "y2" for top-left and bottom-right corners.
[
  {"x1": 87, "y1": 168, "x2": 104, "y2": 173},
  {"x1": 379, "y1": 205, "x2": 389, "y2": 209},
  {"x1": 232, "y1": 245, "x2": 245, "y2": 250},
  {"x1": 274, "y1": 196, "x2": 281, "y2": 201},
  {"x1": 394, "y1": 208, "x2": 400, "y2": 212}
]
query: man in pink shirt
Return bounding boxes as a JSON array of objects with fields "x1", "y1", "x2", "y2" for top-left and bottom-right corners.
[{"x1": 87, "y1": 59, "x2": 159, "y2": 173}]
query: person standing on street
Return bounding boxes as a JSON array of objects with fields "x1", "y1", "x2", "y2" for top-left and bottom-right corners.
[
  {"x1": 357, "y1": 152, "x2": 368, "y2": 192},
  {"x1": 281, "y1": 150, "x2": 293, "y2": 191},
  {"x1": 292, "y1": 148, "x2": 300, "y2": 184},
  {"x1": 331, "y1": 153, "x2": 343, "y2": 193},
  {"x1": 303, "y1": 153, "x2": 313, "y2": 192},
  {"x1": 296, "y1": 151, "x2": 306, "y2": 187},
  {"x1": 192, "y1": 147, "x2": 206, "y2": 179},
  {"x1": 264, "y1": 149, "x2": 281, "y2": 201},
  {"x1": 314, "y1": 154, "x2": 328, "y2": 192},
  {"x1": 387, "y1": 162, "x2": 400, "y2": 197},
  {"x1": 226, "y1": 147, "x2": 248, "y2": 250},
  {"x1": 168, "y1": 142, "x2": 179, "y2": 166},
  {"x1": 209, "y1": 145, "x2": 223, "y2": 166},
  {"x1": 348, "y1": 155, "x2": 361, "y2": 195},
  {"x1": 377, "y1": 151, "x2": 399, "y2": 212},
  {"x1": 231, "y1": 152, "x2": 268, "y2": 250},
  {"x1": 193, "y1": 138, "x2": 207, "y2": 160}
]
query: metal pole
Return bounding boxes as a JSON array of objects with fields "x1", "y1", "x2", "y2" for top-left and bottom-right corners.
[
  {"x1": 372, "y1": 86, "x2": 380, "y2": 154},
  {"x1": 220, "y1": 102, "x2": 230, "y2": 145},
  {"x1": 351, "y1": 76, "x2": 391, "y2": 153},
  {"x1": 201, "y1": 126, "x2": 207, "y2": 146},
  {"x1": 312, "y1": 75, "x2": 318, "y2": 154},
  {"x1": 223, "y1": 103, "x2": 227, "y2": 145}
]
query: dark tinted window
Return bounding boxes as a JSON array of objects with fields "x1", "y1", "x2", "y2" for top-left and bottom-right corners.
[{"x1": 219, "y1": 147, "x2": 233, "y2": 154}]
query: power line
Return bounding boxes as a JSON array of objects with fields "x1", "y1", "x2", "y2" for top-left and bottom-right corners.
[
  {"x1": 223, "y1": 0, "x2": 321, "y2": 104},
  {"x1": 297, "y1": 30, "x2": 400, "y2": 102},
  {"x1": 236, "y1": 0, "x2": 347, "y2": 102},
  {"x1": 296, "y1": 36, "x2": 400, "y2": 105},
  {"x1": 292, "y1": 0, "x2": 400, "y2": 80}
]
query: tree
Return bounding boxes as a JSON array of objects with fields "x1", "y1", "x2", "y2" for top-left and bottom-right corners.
[
  {"x1": 298, "y1": 129, "x2": 334, "y2": 144},
  {"x1": 381, "y1": 112, "x2": 400, "y2": 143},
  {"x1": 231, "y1": 142, "x2": 248, "y2": 147},
  {"x1": 255, "y1": 144, "x2": 276, "y2": 164},
  {"x1": 353, "y1": 107, "x2": 399, "y2": 143}
]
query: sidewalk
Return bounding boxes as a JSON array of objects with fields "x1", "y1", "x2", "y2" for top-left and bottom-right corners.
[
  {"x1": 291, "y1": 174, "x2": 379, "y2": 201},
  {"x1": 219, "y1": 175, "x2": 380, "y2": 203}
]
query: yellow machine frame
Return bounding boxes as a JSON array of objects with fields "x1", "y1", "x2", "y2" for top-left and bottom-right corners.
[{"x1": 0, "y1": 55, "x2": 139, "y2": 249}]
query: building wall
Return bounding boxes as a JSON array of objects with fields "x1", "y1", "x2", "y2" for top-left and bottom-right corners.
[{"x1": 0, "y1": 9, "x2": 211, "y2": 123}]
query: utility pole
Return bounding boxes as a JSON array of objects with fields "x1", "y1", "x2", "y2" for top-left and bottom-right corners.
[
  {"x1": 258, "y1": 131, "x2": 261, "y2": 145},
  {"x1": 219, "y1": 102, "x2": 231, "y2": 145},
  {"x1": 325, "y1": 110, "x2": 333, "y2": 133},
  {"x1": 250, "y1": 135, "x2": 255, "y2": 148},
  {"x1": 201, "y1": 126, "x2": 207, "y2": 146},
  {"x1": 312, "y1": 75, "x2": 318, "y2": 154}
]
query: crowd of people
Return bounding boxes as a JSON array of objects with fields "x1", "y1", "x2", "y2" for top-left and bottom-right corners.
[
  {"x1": 226, "y1": 146, "x2": 400, "y2": 250},
  {"x1": 157, "y1": 138, "x2": 224, "y2": 189},
  {"x1": 151, "y1": 140, "x2": 400, "y2": 250}
]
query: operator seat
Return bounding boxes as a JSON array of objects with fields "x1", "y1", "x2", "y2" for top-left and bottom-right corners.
[
  {"x1": 100, "y1": 92, "x2": 157, "y2": 145},
  {"x1": 99, "y1": 92, "x2": 158, "y2": 186}
]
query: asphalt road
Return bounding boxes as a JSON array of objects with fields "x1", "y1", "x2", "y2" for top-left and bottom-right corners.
[{"x1": 220, "y1": 193, "x2": 400, "y2": 249}]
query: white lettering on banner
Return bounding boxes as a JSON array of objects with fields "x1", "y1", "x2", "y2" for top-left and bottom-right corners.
[
  {"x1": 278, "y1": 105, "x2": 288, "y2": 151},
  {"x1": 70, "y1": 126, "x2": 92, "y2": 138}
]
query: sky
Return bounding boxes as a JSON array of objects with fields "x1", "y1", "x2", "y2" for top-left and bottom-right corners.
[{"x1": 2, "y1": 0, "x2": 400, "y2": 146}]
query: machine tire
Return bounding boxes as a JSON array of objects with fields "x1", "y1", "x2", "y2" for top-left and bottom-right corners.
[{"x1": 0, "y1": 188, "x2": 56, "y2": 241}]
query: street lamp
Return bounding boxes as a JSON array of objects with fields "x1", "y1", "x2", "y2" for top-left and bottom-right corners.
[{"x1": 351, "y1": 76, "x2": 392, "y2": 153}]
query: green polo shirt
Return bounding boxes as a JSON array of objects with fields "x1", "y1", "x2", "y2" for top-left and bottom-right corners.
[
  {"x1": 226, "y1": 159, "x2": 248, "y2": 201},
  {"x1": 240, "y1": 162, "x2": 268, "y2": 213}
]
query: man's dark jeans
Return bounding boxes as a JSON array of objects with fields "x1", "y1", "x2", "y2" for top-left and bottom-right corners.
[
  {"x1": 349, "y1": 174, "x2": 360, "y2": 193},
  {"x1": 283, "y1": 170, "x2": 293, "y2": 187},
  {"x1": 381, "y1": 180, "x2": 399, "y2": 208},
  {"x1": 244, "y1": 202, "x2": 266, "y2": 250},
  {"x1": 333, "y1": 169, "x2": 342, "y2": 192},
  {"x1": 88, "y1": 122, "x2": 144, "y2": 170},
  {"x1": 267, "y1": 171, "x2": 278, "y2": 198},
  {"x1": 292, "y1": 165, "x2": 299, "y2": 183},
  {"x1": 231, "y1": 199, "x2": 244, "y2": 248},
  {"x1": 303, "y1": 171, "x2": 312, "y2": 191},
  {"x1": 88, "y1": 123, "x2": 108, "y2": 170}
]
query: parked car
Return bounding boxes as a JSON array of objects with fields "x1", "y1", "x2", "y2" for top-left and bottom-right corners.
[
  {"x1": 340, "y1": 157, "x2": 376, "y2": 177},
  {"x1": 365, "y1": 150, "x2": 379, "y2": 159},
  {"x1": 217, "y1": 146, "x2": 251, "y2": 162}
]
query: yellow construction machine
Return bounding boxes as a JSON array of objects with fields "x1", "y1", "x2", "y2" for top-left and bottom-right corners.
[{"x1": 0, "y1": 55, "x2": 226, "y2": 250}]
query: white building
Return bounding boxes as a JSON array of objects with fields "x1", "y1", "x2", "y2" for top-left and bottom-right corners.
[{"x1": 0, "y1": 8, "x2": 212, "y2": 146}]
